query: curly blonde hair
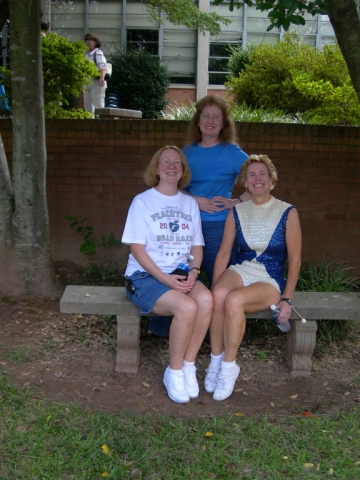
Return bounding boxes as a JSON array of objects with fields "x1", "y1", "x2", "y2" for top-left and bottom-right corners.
[
  {"x1": 186, "y1": 94, "x2": 238, "y2": 145},
  {"x1": 143, "y1": 146, "x2": 191, "y2": 188},
  {"x1": 238, "y1": 155, "x2": 278, "y2": 190}
]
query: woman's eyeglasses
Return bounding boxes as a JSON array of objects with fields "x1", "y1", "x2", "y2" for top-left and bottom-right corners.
[
  {"x1": 158, "y1": 159, "x2": 183, "y2": 169},
  {"x1": 200, "y1": 113, "x2": 222, "y2": 122}
]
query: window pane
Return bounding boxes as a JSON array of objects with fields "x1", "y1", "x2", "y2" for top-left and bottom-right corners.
[
  {"x1": 208, "y1": 57, "x2": 228, "y2": 72},
  {"x1": 170, "y1": 75, "x2": 195, "y2": 84},
  {"x1": 127, "y1": 29, "x2": 158, "y2": 54},
  {"x1": 209, "y1": 72, "x2": 228, "y2": 85},
  {"x1": 210, "y1": 44, "x2": 231, "y2": 57}
]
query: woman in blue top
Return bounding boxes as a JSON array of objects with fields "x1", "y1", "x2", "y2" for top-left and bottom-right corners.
[
  {"x1": 184, "y1": 94, "x2": 249, "y2": 282},
  {"x1": 148, "y1": 95, "x2": 249, "y2": 337}
]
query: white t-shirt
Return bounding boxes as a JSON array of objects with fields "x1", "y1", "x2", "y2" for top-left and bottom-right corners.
[{"x1": 122, "y1": 188, "x2": 204, "y2": 276}]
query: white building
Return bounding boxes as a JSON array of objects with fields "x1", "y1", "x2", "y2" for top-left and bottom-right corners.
[{"x1": 3, "y1": 1, "x2": 341, "y2": 105}]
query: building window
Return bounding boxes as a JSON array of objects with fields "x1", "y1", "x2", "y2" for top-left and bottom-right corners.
[
  {"x1": 209, "y1": 39, "x2": 241, "y2": 86},
  {"x1": 127, "y1": 29, "x2": 159, "y2": 54},
  {"x1": 209, "y1": 2, "x2": 243, "y2": 86}
]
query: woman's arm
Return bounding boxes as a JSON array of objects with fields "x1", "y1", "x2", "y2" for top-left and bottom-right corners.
[
  {"x1": 98, "y1": 68, "x2": 106, "y2": 86},
  {"x1": 277, "y1": 208, "x2": 302, "y2": 322},
  {"x1": 211, "y1": 190, "x2": 252, "y2": 210},
  {"x1": 94, "y1": 50, "x2": 107, "y2": 86},
  {"x1": 212, "y1": 210, "x2": 237, "y2": 287}
]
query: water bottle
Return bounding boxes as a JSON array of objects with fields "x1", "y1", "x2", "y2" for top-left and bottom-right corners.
[
  {"x1": 270, "y1": 304, "x2": 291, "y2": 332},
  {"x1": 177, "y1": 262, "x2": 190, "y2": 272},
  {"x1": 171, "y1": 262, "x2": 190, "y2": 278}
]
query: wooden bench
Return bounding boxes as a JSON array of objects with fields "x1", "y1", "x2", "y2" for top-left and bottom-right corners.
[{"x1": 60, "y1": 286, "x2": 360, "y2": 377}]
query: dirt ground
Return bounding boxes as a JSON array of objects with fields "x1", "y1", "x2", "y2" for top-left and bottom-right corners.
[{"x1": 1, "y1": 293, "x2": 360, "y2": 419}]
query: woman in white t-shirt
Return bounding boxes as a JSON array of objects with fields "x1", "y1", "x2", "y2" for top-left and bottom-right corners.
[{"x1": 122, "y1": 146, "x2": 213, "y2": 404}]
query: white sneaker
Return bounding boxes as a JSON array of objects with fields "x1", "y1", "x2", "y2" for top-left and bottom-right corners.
[
  {"x1": 163, "y1": 366, "x2": 190, "y2": 404},
  {"x1": 204, "y1": 368, "x2": 220, "y2": 393},
  {"x1": 183, "y1": 365, "x2": 199, "y2": 398},
  {"x1": 213, "y1": 364, "x2": 240, "y2": 401}
]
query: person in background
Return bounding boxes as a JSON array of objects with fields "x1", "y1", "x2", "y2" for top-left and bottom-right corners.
[
  {"x1": 205, "y1": 155, "x2": 302, "y2": 401},
  {"x1": 83, "y1": 33, "x2": 107, "y2": 114},
  {"x1": 121, "y1": 146, "x2": 213, "y2": 404},
  {"x1": 41, "y1": 20, "x2": 50, "y2": 35},
  {"x1": 148, "y1": 94, "x2": 250, "y2": 337}
]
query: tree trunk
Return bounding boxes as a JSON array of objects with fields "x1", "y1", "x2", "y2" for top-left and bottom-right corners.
[
  {"x1": 326, "y1": 0, "x2": 360, "y2": 102},
  {"x1": 0, "y1": 0, "x2": 60, "y2": 296}
]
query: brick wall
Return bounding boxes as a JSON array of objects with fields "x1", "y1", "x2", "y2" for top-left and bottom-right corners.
[{"x1": 1, "y1": 119, "x2": 360, "y2": 276}]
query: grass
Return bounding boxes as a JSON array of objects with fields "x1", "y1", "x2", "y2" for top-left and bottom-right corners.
[
  {"x1": 3, "y1": 345, "x2": 39, "y2": 363},
  {"x1": 0, "y1": 374, "x2": 359, "y2": 479},
  {"x1": 161, "y1": 101, "x2": 312, "y2": 124},
  {"x1": 296, "y1": 258, "x2": 359, "y2": 294}
]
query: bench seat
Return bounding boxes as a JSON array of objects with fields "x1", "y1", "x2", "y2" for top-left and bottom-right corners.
[
  {"x1": 60, "y1": 286, "x2": 360, "y2": 376},
  {"x1": 94, "y1": 107, "x2": 142, "y2": 119}
]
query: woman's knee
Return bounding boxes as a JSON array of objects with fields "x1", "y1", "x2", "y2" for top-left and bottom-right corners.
[
  {"x1": 194, "y1": 287, "x2": 213, "y2": 313},
  {"x1": 175, "y1": 297, "x2": 198, "y2": 320},
  {"x1": 224, "y1": 290, "x2": 246, "y2": 316},
  {"x1": 212, "y1": 285, "x2": 230, "y2": 311}
]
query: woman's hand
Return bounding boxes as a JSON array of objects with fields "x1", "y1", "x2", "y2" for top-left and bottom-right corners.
[
  {"x1": 276, "y1": 301, "x2": 292, "y2": 324},
  {"x1": 166, "y1": 270, "x2": 197, "y2": 293},
  {"x1": 196, "y1": 196, "x2": 223, "y2": 213},
  {"x1": 211, "y1": 196, "x2": 236, "y2": 210}
]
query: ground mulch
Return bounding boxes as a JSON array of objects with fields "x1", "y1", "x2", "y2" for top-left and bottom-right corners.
[{"x1": 1, "y1": 291, "x2": 359, "y2": 419}]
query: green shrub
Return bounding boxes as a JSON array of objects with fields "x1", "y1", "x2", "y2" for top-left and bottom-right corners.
[
  {"x1": 107, "y1": 51, "x2": 171, "y2": 119},
  {"x1": 0, "y1": 32, "x2": 98, "y2": 119},
  {"x1": 42, "y1": 32, "x2": 98, "y2": 118},
  {"x1": 226, "y1": 43, "x2": 255, "y2": 78},
  {"x1": 65, "y1": 215, "x2": 123, "y2": 285},
  {"x1": 296, "y1": 257, "x2": 359, "y2": 345},
  {"x1": 227, "y1": 33, "x2": 360, "y2": 125},
  {"x1": 227, "y1": 33, "x2": 318, "y2": 114}
]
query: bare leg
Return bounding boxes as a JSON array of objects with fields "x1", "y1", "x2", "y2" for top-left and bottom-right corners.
[
  {"x1": 210, "y1": 270, "x2": 244, "y2": 356},
  {"x1": 152, "y1": 290, "x2": 197, "y2": 370},
  {"x1": 152, "y1": 284, "x2": 212, "y2": 370},
  {"x1": 207, "y1": 274, "x2": 280, "y2": 400},
  {"x1": 223, "y1": 282, "x2": 280, "y2": 362},
  {"x1": 183, "y1": 282, "x2": 213, "y2": 361}
]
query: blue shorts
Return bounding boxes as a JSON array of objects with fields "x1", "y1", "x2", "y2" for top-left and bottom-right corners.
[{"x1": 125, "y1": 271, "x2": 172, "y2": 314}]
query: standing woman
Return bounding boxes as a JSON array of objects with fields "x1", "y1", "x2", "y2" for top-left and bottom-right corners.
[
  {"x1": 122, "y1": 146, "x2": 213, "y2": 404},
  {"x1": 83, "y1": 33, "x2": 107, "y2": 114},
  {"x1": 148, "y1": 94, "x2": 249, "y2": 337},
  {"x1": 184, "y1": 94, "x2": 250, "y2": 283},
  {"x1": 206, "y1": 155, "x2": 302, "y2": 401}
]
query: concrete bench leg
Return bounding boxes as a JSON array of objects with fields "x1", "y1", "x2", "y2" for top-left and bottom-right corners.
[
  {"x1": 284, "y1": 320, "x2": 318, "y2": 377},
  {"x1": 115, "y1": 314, "x2": 141, "y2": 374}
]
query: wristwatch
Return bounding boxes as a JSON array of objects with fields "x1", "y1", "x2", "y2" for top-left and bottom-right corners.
[{"x1": 281, "y1": 298, "x2": 293, "y2": 305}]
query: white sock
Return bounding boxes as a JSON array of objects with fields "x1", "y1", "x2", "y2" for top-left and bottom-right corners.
[
  {"x1": 221, "y1": 360, "x2": 236, "y2": 372},
  {"x1": 169, "y1": 367, "x2": 182, "y2": 374},
  {"x1": 183, "y1": 359, "x2": 195, "y2": 369},
  {"x1": 209, "y1": 352, "x2": 224, "y2": 371}
]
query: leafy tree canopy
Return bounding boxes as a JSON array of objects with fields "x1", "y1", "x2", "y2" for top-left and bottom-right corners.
[
  {"x1": 213, "y1": 0, "x2": 328, "y2": 31},
  {"x1": 142, "y1": 0, "x2": 231, "y2": 34}
]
